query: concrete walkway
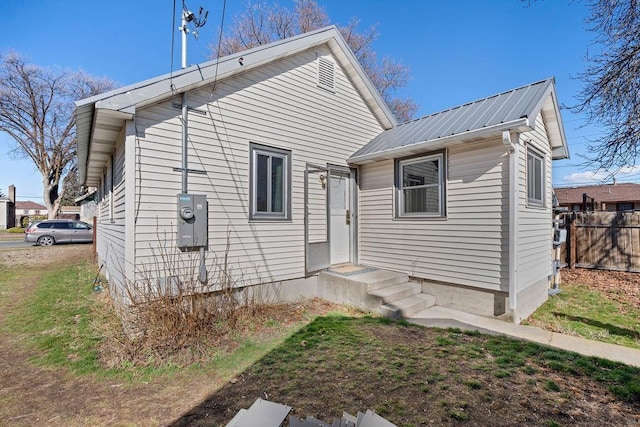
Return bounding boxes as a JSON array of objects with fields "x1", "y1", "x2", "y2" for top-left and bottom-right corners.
[{"x1": 409, "y1": 306, "x2": 640, "y2": 368}]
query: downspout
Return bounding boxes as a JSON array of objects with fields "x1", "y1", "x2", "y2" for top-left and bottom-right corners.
[{"x1": 502, "y1": 131, "x2": 519, "y2": 320}]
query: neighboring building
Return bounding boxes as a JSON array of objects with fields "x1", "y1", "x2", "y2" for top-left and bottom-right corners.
[
  {"x1": 15, "y1": 201, "x2": 47, "y2": 218},
  {"x1": 76, "y1": 26, "x2": 568, "y2": 323},
  {"x1": 555, "y1": 183, "x2": 640, "y2": 212},
  {"x1": 75, "y1": 189, "x2": 98, "y2": 223},
  {"x1": 0, "y1": 185, "x2": 16, "y2": 229},
  {"x1": 57, "y1": 205, "x2": 81, "y2": 220}
]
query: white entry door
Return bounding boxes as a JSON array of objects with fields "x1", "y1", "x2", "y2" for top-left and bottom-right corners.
[{"x1": 329, "y1": 168, "x2": 351, "y2": 264}]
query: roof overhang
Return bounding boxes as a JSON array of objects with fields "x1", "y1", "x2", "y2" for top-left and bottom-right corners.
[
  {"x1": 76, "y1": 26, "x2": 396, "y2": 186},
  {"x1": 540, "y1": 88, "x2": 569, "y2": 160}
]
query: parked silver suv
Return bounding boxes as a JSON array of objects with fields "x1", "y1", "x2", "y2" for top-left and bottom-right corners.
[{"x1": 25, "y1": 219, "x2": 93, "y2": 246}]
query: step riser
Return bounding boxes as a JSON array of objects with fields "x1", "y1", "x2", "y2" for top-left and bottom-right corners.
[
  {"x1": 369, "y1": 283, "x2": 421, "y2": 303},
  {"x1": 366, "y1": 275, "x2": 410, "y2": 292},
  {"x1": 381, "y1": 288, "x2": 420, "y2": 304},
  {"x1": 380, "y1": 295, "x2": 436, "y2": 319}
]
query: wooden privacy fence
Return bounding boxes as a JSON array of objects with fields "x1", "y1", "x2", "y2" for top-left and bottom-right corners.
[{"x1": 561, "y1": 211, "x2": 640, "y2": 272}]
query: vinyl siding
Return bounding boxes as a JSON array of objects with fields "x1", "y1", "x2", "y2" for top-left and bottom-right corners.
[
  {"x1": 96, "y1": 131, "x2": 127, "y2": 288},
  {"x1": 132, "y1": 46, "x2": 383, "y2": 284},
  {"x1": 358, "y1": 138, "x2": 509, "y2": 291},
  {"x1": 517, "y1": 113, "x2": 553, "y2": 291}
]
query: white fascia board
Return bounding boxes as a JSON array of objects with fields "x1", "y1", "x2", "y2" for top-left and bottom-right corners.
[
  {"x1": 348, "y1": 118, "x2": 530, "y2": 165},
  {"x1": 527, "y1": 80, "x2": 569, "y2": 160},
  {"x1": 547, "y1": 91, "x2": 570, "y2": 160}
]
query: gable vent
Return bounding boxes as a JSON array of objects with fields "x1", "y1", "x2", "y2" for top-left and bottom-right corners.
[{"x1": 317, "y1": 56, "x2": 335, "y2": 92}]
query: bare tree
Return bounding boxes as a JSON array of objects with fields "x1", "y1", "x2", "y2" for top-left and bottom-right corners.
[
  {"x1": 573, "y1": 0, "x2": 640, "y2": 172},
  {"x1": 0, "y1": 52, "x2": 114, "y2": 219},
  {"x1": 212, "y1": 0, "x2": 418, "y2": 122}
]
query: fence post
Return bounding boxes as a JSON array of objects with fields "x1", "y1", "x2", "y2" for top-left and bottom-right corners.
[
  {"x1": 92, "y1": 216, "x2": 97, "y2": 258},
  {"x1": 568, "y1": 214, "x2": 576, "y2": 269}
]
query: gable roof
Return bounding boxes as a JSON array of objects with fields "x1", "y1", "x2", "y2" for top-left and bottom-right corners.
[
  {"x1": 76, "y1": 26, "x2": 397, "y2": 186},
  {"x1": 16, "y1": 201, "x2": 47, "y2": 210},
  {"x1": 555, "y1": 183, "x2": 640, "y2": 205},
  {"x1": 349, "y1": 78, "x2": 569, "y2": 165}
]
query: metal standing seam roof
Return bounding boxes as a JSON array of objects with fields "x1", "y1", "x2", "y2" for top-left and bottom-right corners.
[
  {"x1": 75, "y1": 25, "x2": 397, "y2": 187},
  {"x1": 349, "y1": 78, "x2": 569, "y2": 164}
]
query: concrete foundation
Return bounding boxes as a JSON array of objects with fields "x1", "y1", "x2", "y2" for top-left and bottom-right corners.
[
  {"x1": 418, "y1": 279, "x2": 508, "y2": 318},
  {"x1": 512, "y1": 277, "x2": 550, "y2": 323},
  {"x1": 244, "y1": 276, "x2": 319, "y2": 304}
]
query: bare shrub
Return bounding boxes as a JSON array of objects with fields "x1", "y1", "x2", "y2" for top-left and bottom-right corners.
[{"x1": 107, "y1": 229, "x2": 278, "y2": 367}]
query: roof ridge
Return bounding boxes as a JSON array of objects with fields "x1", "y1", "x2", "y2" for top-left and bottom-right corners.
[{"x1": 395, "y1": 77, "x2": 554, "y2": 127}]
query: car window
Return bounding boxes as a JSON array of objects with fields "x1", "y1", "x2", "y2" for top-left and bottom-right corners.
[
  {"x1": 37, "y1": 223, "x2": 52, "y2": 229},
  {"x1": 73, "y1": 222, "x2": 90, "y2": 230},
  {"x1": 52, "y1": 222, "x2": 70, "y2": 229}
]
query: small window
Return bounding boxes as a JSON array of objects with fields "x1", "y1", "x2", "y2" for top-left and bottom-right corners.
[
  {"x1": 527, "y1": 149, "x2": 545, "y2": 206},
  {"x1": 617, "y1": 203, "x2": 633, "y2": 211},
  {"x1": 396, "y1": 153, "x2": 446, "y2": 217},
  {"x1": 317, "y1": 56, "x2": 335, "y2": 92},
  {"x1": 250, "y1": 144, "x2": 291, "y2": 220},
  {"x1": 37, "y1": 222, "x2": 52, "y2": 229},
  {"x1": 52, "y1": 222, "x2": 70, "y2": 229}
]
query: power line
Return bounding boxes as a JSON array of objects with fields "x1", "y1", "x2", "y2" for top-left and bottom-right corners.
[{"x1": 211, "y1": 0, "x2": 227, "y2": 91}]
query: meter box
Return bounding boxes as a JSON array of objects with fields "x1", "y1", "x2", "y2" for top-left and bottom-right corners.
[{"x1": 177, "y1": 193, "x2": 208, "y2": 249}]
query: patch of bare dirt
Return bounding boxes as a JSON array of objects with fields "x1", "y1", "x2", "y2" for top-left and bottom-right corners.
[
  {"x1": 0, "y1": 247, "x2": 355, "y2": 426},
  {"x1": 562, "y1": 268, "x2": 640, "y2": 307},
  {"x1": 0, "y1": 243, "x2": 93, "y2": 268}
]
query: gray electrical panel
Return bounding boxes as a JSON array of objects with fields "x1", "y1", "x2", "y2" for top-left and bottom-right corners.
[{"x1": 177, "y1": 193, "x2": 208, "y2": 249}]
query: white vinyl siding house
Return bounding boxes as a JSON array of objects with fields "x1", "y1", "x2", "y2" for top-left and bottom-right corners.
[
  {"x1": 359, "y1": 138, "x2": 509, "y2": 293},
  {"x1": 95, "y1": 132, "x2": 127, "y2": 288},
  {"x1": 130, "y1": 47, "x2": 384, "y2": 285},
  {"x1": 350, "y1": 78, "x2": 568, "y2": 322},
  {"x1": 515, "y1": 114, "x2": 554, "y2": 313},
  {"x1": 76, "y1": 26, "x2": 568, "y2": 323},
  {"x1": 77, "y1": 28, "x2": 393, "y2": 300}
]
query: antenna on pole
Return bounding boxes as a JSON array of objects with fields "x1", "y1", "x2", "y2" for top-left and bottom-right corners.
[{"x1": 180, "y1": 1, "x2": 208, "y2": 69}]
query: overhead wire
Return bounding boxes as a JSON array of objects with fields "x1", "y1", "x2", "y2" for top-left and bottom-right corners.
[
  {"x1": 170, "y1": 0, "x2": 177, "y2": 91},
  {"x1": 211, "y1": 0, "x2": 227, "y2": 91}
]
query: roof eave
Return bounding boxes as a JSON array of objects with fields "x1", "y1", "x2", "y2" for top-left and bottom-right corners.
[
  {"x1": 348, "y1": 118, "x2": 530, "y2": 165},
  {"x1": 535, "y1": 80, "x2": 569, "y2": 161},
  {"x1": 76, "y1": 26, "x2": 396, "y2": 184}
]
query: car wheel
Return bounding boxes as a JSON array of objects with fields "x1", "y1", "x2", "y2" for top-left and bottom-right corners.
[{"x1": 37, "y1": 236, "x2": 55, "y2": 246}]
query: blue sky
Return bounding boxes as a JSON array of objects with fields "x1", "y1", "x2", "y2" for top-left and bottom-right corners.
[{"x1": 1, "y1": 0, "x2": 632, "y2": 203}]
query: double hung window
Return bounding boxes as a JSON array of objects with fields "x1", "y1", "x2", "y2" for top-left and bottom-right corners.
[
  {"x1": 396, "y1": 153, "x2": 445, "y2": 217},
  {"x1": 250, "y1": 144, "x2": 291, "y2": 220},
  {"x1": 527, "y1": 149, "x2": 545, "y2": 206}
]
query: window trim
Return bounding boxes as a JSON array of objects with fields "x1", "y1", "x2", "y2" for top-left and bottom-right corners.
[
  {"x1": 526, "y1": 147, "x2": 545, "y2": 207},
  {"x1": 395, "y1": 151, "x2": 446, "y2": 218},
  {"x1": 249, "y1": 143, "x2": 292, "y2": 221}
]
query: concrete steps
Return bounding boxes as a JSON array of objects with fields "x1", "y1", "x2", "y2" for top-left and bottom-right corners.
[
  {"x1": 318, "y1": 267, "x2": 436, "y2": 320},
  {"x1": 368, "y1": 282, "x2": 421, "y2": 301},
  {"x1": 380, "y1": 293, "x2": 436, "y2": 320}
]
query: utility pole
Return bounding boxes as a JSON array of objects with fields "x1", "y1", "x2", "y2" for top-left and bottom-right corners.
[{"x1": 180, "y1": 4, "x2": 208, "y2": 69}]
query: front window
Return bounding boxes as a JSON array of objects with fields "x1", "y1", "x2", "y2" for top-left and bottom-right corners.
[
  {"x1": 250, "y1": 144, "x2": 291, "y2": 220},
  {"x1": 396, "y1": 153, "x2": 445, "y2": 217},
  {"x1": 527, "y1": 149, "x2": 545, "y2": 206}
]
